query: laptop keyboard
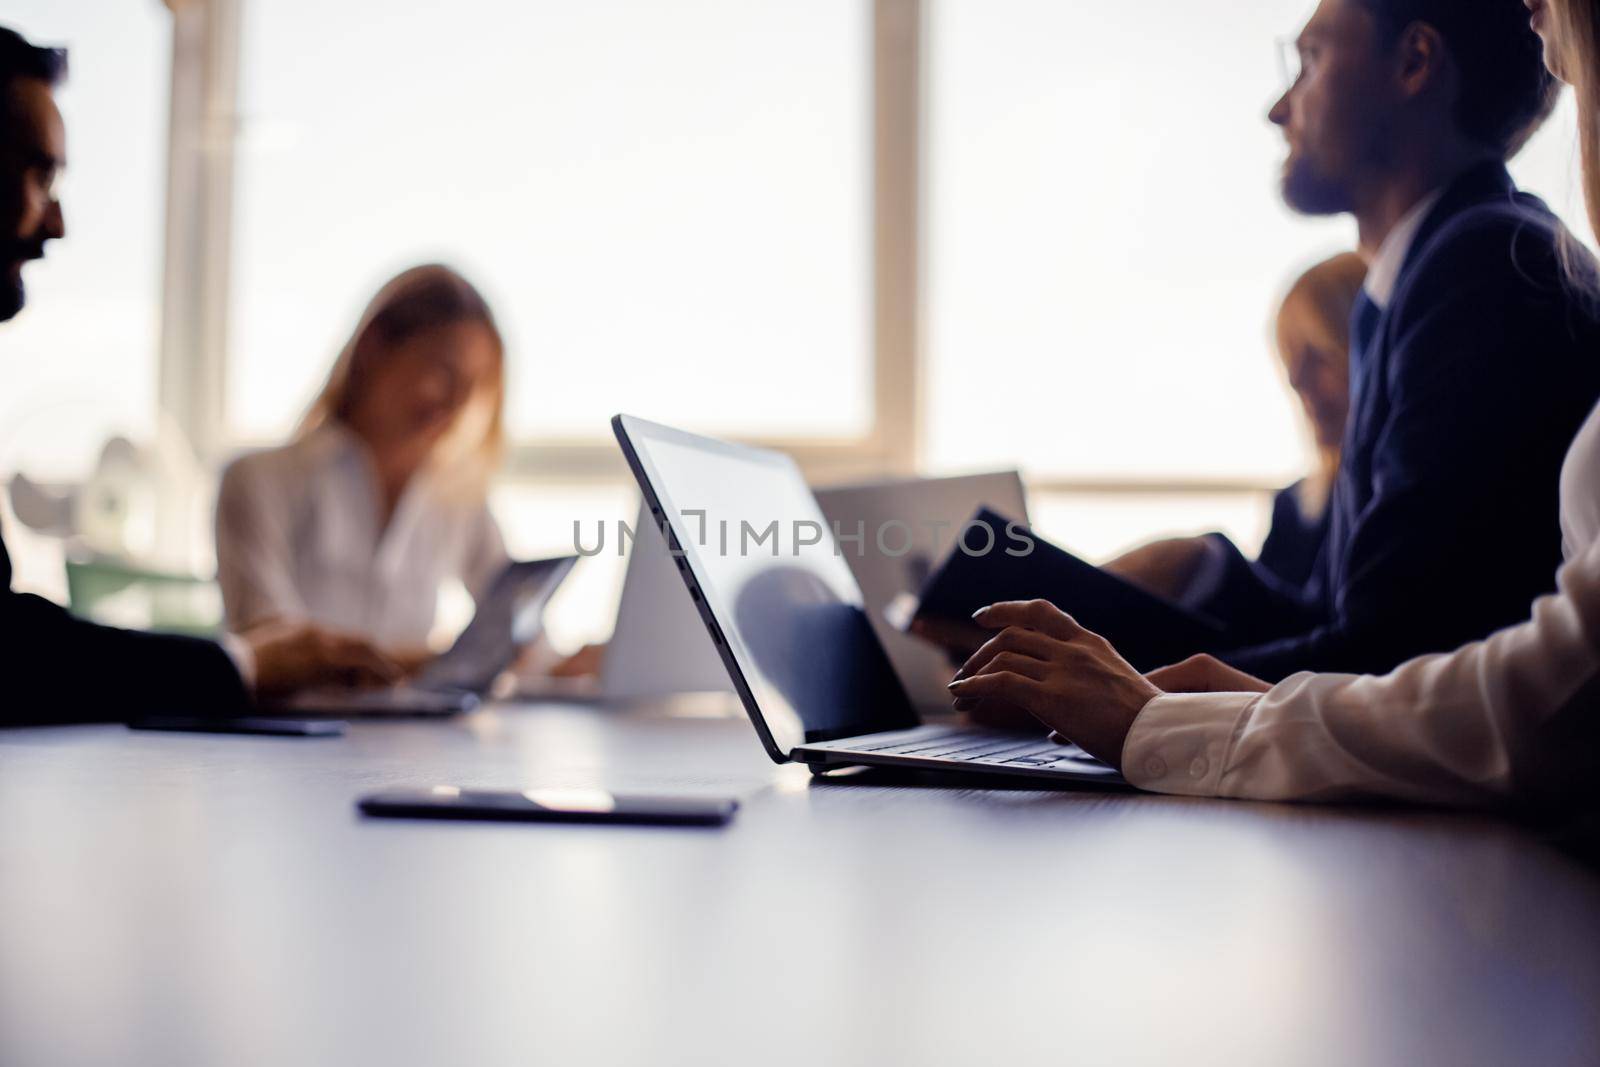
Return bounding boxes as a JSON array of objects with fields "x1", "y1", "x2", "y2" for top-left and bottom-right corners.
[{"x1": 834, "y1": 730, "x2": 1103, "y2": 769}]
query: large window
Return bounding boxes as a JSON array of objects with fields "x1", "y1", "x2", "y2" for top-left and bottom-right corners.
[
  {"x1": 229, "y1": 0, "x2": 870, "y2": 449},
  {"x1": 12, "y1": 1, "x2": 1587, "y2": 632}
]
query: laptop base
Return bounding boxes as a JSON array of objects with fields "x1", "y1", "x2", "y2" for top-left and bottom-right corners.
[{"x1": 795, "y1": 724, "x2": 1128, "y2": 786}]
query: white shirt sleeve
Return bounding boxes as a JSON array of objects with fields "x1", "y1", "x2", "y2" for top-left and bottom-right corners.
[
  {"x1": 1122, "y1": 535, "x2": 1600, "y2": 808},
  {"x1": 215, "y1": 456, "x2": 310, "y2": 632}
]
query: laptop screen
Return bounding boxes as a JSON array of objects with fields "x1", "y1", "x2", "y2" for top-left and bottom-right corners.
[{"x1": 614, "y1": 415, "x2": 917, "y2": 760}]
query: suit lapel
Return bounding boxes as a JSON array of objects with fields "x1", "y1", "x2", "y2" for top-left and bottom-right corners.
[{"x1": 1326, "y1": 163, "x2": 1520, "y2": 598}]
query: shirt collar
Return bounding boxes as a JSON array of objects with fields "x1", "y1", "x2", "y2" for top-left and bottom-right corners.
[
  {"x1": 1363, "y1": 189, "x2": 1444, "y2": 310},
  {"x1": 298, "y1": 419, "x2": 365, "y2": 468},
  {"x1": 299, "y1": 418, "x2": 454, "y2": 499}
]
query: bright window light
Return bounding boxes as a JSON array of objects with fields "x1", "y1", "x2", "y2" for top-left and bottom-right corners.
[
  {"x1": 0, "y1": 2, "x2": 166, "y2": 481},
  {"x1": 229, "y1": 0, "x2": 870, "y2": 447}
]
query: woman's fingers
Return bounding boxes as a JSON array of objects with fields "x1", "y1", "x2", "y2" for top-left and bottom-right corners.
[
  {"x1": 955, "y1": 627, "x2": 1060, "y2": 681},
  {"x1": 971, "y1": 599, "x2": 1083, "y2": 642},
  {"x1": 947, "y1": 669, "x2": 1041, "y2": 708},
  {"x1": 950, "y1": 617, "x2": 1160, "y2": 771},
  {"x1": 324, "y1": 635, "x2": 403, "y2": 688},
  {"x1": 249, "y1": 625, "x2": 401, "y2": 696}
]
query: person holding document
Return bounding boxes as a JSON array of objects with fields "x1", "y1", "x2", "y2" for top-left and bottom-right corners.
[
  {"x1": 949, "y1": 0, "x2": 1600, "y2": 810},
  {"x1": 1105, "y1": 252, "x2": 1367, "y2": 600},
  {"x1": 1192, "y1": 0, "x2": 1600, "y2": 680},
  {"x1": 0, "y1": 28, "x2": 399, "y2": 724}
]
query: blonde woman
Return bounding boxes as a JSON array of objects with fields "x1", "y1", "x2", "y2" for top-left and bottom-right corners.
[
  {"x1": 950, "y1": 0, "x2": 1600, "y2": 809},
  {"x1": 1258, "y1": 252, "x2": 1367, "y2": 583},
  {"x1": 1106, "y1": 252, "x2": 1368, "y2": 599},
  {"x1": 217, "y1": 265, "x2": 510, "y2": 663}
]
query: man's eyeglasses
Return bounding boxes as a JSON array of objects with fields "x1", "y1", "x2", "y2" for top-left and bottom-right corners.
[
  {"x1": 1277, "y1": 37, "x2": 1303, "y2": 92},
  {"x1": 1, "y1": 148, "x2": 64, "y2": 202},
  {"x1": 24, "y1": 153, "x2": 63, "y2": 203}
]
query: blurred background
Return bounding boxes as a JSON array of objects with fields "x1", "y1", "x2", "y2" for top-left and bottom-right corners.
[{"x1": 0, "y1": 0, "x2": 1589, "y2": 649}]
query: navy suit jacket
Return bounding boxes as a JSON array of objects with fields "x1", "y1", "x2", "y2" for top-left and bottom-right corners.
[
  {"x1": 1255, "y1": 481, "x2": 1329, "y2": 591},
  {"x1": 0, "y1": 518, "x2": 249, "y2": 725},
  {"x1": 1199, "y1": 163, "x2": 1600, "y2": 682}
]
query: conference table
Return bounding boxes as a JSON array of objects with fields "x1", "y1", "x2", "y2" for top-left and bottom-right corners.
[{"x1": 2, "y1": 699, "x2": 1598, "y2": 1067}]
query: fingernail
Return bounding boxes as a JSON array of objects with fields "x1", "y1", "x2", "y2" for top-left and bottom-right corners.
[
  {"x1": 947, "y1": 678, "x2": 967, "y2": 690},
  {"x1": 971, "y1": 606, "x2": 989, "y2": 621},
  {"x1": 950, "y1": 667, "x2": 967, "y2": 682}
]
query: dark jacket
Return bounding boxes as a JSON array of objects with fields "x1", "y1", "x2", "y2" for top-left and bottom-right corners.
[
  {"x1": 1256, "y1": 481, "x2": 1329, "y2": 591},
  {"x1": 1, "y1": 518, "x2": 249, "y2": 725},
  {"x1": 1201, "y1": 163, "x2": 1600, "y2": 682}
]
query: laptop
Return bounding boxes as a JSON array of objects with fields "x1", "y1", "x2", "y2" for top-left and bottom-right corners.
[
  {"x1": 602, "y1": 473, "x2": 1030, "y2": 712},
  {"x1": 269, "y1": 555, "x2": 578, "y2": 717},
  {"x1": 611, "y1": 414, "x2": 1125, "y2": 786}
]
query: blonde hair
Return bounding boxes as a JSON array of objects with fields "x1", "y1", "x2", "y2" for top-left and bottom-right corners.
[
  {"x1": 1275, "y1": 253, "x2": 1368, "y2": 371},
  {"x1": 1557, "y1": 0, "x2": 1600, "y2": 243},
  {"x1": 297, "y1": 264, "x2": 506, "y2": 489},
  {"x1": 1534, "y1": 0, "x2": 1600, "y2": 303},
  {"x1": 1275, "y1": 252, "x2": 1369, "y2": 517}
]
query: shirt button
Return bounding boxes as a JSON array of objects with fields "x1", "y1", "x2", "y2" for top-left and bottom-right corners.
[
  {"x1": 1144, "y1": 758, "x2": 1167, "y2": 778},
  {"x1": 1190, "y1": 758, "x2": 1209, "y2": 779}
]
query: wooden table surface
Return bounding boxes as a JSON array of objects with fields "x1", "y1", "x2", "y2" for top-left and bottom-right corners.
[{"x1": 1, "y1": 701, "x2": 1597, "y2": 1067}]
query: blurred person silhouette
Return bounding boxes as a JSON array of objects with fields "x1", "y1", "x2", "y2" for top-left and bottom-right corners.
[
  {"x1": 0, "y1": 26, "x2": 399, "y2": 724},
  {"x1": 1106, "y1": 252, "x2": 1368, "y2": 599},
  {"x1": 217, "y1": 265, "x2": 512, "y2": 672}
]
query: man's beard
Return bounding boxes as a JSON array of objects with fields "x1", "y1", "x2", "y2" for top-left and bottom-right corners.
[
  {"x1": 0, "y1": 271, "x2": 22, "y2": 322},
  {"x1": 1280, "y1": 155, "x2": 1354, "y2": 217},
  {"x1": 0, "y1": 238, "x2": 47, "y2": 322}
]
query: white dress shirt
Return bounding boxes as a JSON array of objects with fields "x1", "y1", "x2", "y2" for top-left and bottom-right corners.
[
  {"x1": 1123, "y1": 398, "x2": 1600, "y2": 808},
  {"x1": 216, "y1": 424, "x2": 509, "y2": 649},
  {"x1": 1361, "y1": 189, "x2": 1443, "y2": 309}
]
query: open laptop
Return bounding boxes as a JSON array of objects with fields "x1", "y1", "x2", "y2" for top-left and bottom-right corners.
[
  {"x1": 269, "y1": 555, "x2": 578, "y2": 717},
  {"x1": 611, "y1": 414, "x2": 1124, "y2": 786},
  {"x1": 602, "y1": 474, "x2": 1030, "y2": 712}
]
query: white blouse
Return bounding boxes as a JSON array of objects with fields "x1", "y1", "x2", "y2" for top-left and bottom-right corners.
[
  {"x1": 1123, "y1": 399, "x2": 1600, "y2": 809},
  {"x1": 215, "y1": 425, "x2": 508, "y2": 649}
]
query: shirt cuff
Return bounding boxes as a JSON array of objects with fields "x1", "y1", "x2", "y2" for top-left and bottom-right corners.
[
  {"x1": 1121, "y1": 691, "x2": 1261, "y2": 796},
  {"x1": 219, "y1": 633, "x2": 257, "y2": 693}
]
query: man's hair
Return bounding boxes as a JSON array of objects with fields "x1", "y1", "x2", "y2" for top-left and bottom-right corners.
[
  {"x1": 0, "y1": 26, "x2": 66, "y2": 92},
  {"x1": 1356, "y1": 0, "x2": 1558, "y2": 158}
]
